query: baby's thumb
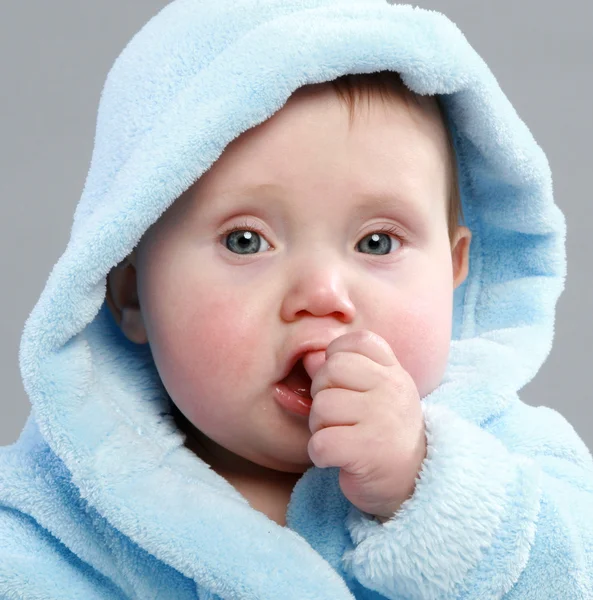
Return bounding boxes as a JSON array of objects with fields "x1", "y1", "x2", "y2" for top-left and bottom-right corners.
[{"x1": 302, "y1": 350, "x2": 326, "y2": 381}]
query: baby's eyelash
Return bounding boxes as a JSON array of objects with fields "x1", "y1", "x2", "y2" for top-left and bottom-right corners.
[
  {"x1": 219, "y1": 221, "x2": 407, "y2": 246},
  {"x1": 220, "y1": 219, "x2": 269, "y2": 239},
  {"x1": 368, "y1": 223, "x2": 407, "y2": 242}
]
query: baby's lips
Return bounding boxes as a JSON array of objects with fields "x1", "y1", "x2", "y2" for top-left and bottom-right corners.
[{"x1": 301, "y1": 350, "x2": 327, "y2": 381}]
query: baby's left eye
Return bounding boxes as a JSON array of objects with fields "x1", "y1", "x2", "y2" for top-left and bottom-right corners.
[{"x1": 356, "y1": 232, "x2": 401, "y2": 255}]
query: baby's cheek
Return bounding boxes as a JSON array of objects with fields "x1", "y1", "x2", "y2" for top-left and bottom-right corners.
[
  {"x1": 165, "y1": 288, "x2": 270, "y2": 437},
  {"x1": 378, "y1": 294, "x2": 452, "y2": 398},
  {"x1": 192, "y1": 301, "x2": 263, "y2": 383},
  {"x1": 159, "y1": 294, "x2": 265, "y2": 415}
]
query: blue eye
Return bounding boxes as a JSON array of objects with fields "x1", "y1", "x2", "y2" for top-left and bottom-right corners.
[
  {"x1": 356, "y1": 232, "x2": 401, "y2": 255},
  {"x1": 221, "y1": 223, "x2": 404, "y2": 256},
  {"x1": 224, "y1": 229, "x2": 271, "y2": 254}
]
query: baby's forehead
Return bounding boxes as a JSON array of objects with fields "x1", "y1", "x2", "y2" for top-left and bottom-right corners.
[
  {"x1": 156, "y1": 84, "x2": 452, "y2": 234},
  {"x1": 213, "y1": 97, "x2": 446, "y2": 183}
]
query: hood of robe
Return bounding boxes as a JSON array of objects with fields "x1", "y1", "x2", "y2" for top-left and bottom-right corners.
[{"x1": 16, "y1": 0, "x2": 565, "y2": 596}]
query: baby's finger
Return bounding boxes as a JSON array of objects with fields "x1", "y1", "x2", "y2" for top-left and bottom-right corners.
[
  {"x1": 308, "y1": 387, "x2": 364, "y2": 435},
  {"x1": 326, "y1": 330, "x2": 396, "y2": 367},
  {"x1": 310, "y1": 351, "x2": 383, "y2": 398}
]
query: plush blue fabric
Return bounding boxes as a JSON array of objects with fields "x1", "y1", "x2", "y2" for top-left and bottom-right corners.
[{"x1": 2, "y1": 0, "x2": 592, "y2": 598}]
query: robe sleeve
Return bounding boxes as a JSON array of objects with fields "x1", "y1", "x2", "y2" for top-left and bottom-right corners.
[{"x1": 341, "y1": 398, "x2": 593, "y2": 599}]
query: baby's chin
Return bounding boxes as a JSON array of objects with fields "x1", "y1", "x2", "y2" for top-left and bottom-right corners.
[
  {"x1": 254, "y1": 453, "x2": 314, "y2": 475},
  {"x1": 206, "y1": 436, "x2": 314, "y2": 476},
  {"x1": 176, "y1": 416, "x2": 314, "y2": 478},
  {"x1": 211, "y1": 450, "x2": 313, "y2": 483}
]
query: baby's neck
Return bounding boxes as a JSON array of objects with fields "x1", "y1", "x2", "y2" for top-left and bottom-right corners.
[
  {"x1": 222, "y1": 470, "x2": 301, "y2": 527},
  {"x1": 201, "y1": 450, "x2": 302, "y2": 527},
  {"x1": 171, "y1": 403, "x2": 302, "y2": 525}
]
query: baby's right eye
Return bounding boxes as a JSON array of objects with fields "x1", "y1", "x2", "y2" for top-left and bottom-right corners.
[{"x1": 223, "y1": 228, "x2": 271, "y2": 254}]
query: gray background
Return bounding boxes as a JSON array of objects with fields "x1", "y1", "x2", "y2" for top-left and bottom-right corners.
[{"x1": 1, "y1": 1, "x2": 591, "y2": 449}]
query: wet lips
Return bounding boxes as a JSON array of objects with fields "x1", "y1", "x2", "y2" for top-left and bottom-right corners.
[{"x1": 275, "y1": 350, "x2": 327, "y2": 416}]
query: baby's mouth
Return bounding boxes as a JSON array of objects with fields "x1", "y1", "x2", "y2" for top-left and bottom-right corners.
[{"x1": 280, "y1": 358, "x2": 312, "y2": 399}]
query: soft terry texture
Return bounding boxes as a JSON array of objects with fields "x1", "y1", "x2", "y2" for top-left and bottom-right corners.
[{"x1": 2, "y1": 0, "x2": 593, "y2": 598}]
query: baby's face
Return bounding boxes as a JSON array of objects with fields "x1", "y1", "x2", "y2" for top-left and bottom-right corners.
[{"x1": 127, "y1": 84, "x2": 470, "y2": 475}]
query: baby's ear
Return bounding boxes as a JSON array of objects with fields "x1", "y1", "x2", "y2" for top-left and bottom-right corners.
[
  {"x1": 105, "y1": 252, "x2": 148, "y2": 344},
  {"x1": 451, "y1": 226, "x2": 471, "y2": 289}
]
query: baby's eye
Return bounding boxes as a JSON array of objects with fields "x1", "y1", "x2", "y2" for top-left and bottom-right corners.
[
  {"x1": 224, "y1": 229, "x2": 271, "y2": 254},
  {"x1": 356, "y1": 231, "x2": 402, "y2": 255}
]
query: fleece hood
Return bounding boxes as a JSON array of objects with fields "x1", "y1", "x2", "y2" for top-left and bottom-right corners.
[{"x1": 10, "y1": 0, "x2": 574, "y2": 598}]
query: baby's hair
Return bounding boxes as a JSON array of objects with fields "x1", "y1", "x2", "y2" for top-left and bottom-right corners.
[{"x1": 316, "y1": 71, "x2": 464, "y2": 245}]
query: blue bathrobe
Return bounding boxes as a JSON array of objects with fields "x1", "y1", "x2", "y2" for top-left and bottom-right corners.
[{"x1": 1, "y1": 1, "x2": 592, "y2": 598}]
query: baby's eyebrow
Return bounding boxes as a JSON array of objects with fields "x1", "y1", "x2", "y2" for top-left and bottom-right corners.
[
  {"x1": 350, "y1": 190, "x2": 427, "y2": 218},
  {"x1": 219, "y1": 182, "x2": 284, "y2": 198},
  {"x1": 353, "y1": 191, "x2": 406, "y2": 210},
  {"x1": 211, "y1": 182, "x2": 428, "y2": 223},
  {"x1": 221, "y1": 182, "x2": 415, "y2": 207}
]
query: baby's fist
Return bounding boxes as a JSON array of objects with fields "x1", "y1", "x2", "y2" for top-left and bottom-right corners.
[{"x1": 304, "y1": 330, "x2": 427, "y2": 521}]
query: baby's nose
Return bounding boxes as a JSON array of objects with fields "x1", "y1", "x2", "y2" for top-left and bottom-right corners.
[{"x1": 301, "y1": 350, "x2": 327, "y2": 381}]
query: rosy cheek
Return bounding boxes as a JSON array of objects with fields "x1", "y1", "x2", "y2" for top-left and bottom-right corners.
[
  {"x1": 192, "y1": 304, "x2": 260, "y2": 382},
  {"x1": 154, "y1": 292, "x2": 264, "y2": 411},
  {"x1": 377, "y1": 295, "x2": 452, "y2": 398}
]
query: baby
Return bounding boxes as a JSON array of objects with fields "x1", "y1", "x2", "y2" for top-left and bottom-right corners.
[
  {"x1": 105, "y1": 72, "x2": 472, "y2": 527},
  {"x1": 2, "y1": 1, "x2": 591, "y2": 598}
]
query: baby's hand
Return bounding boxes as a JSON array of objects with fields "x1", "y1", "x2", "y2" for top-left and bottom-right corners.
[{"x1": 304, "y1": 330, "x2": 427, "y2": 522}]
